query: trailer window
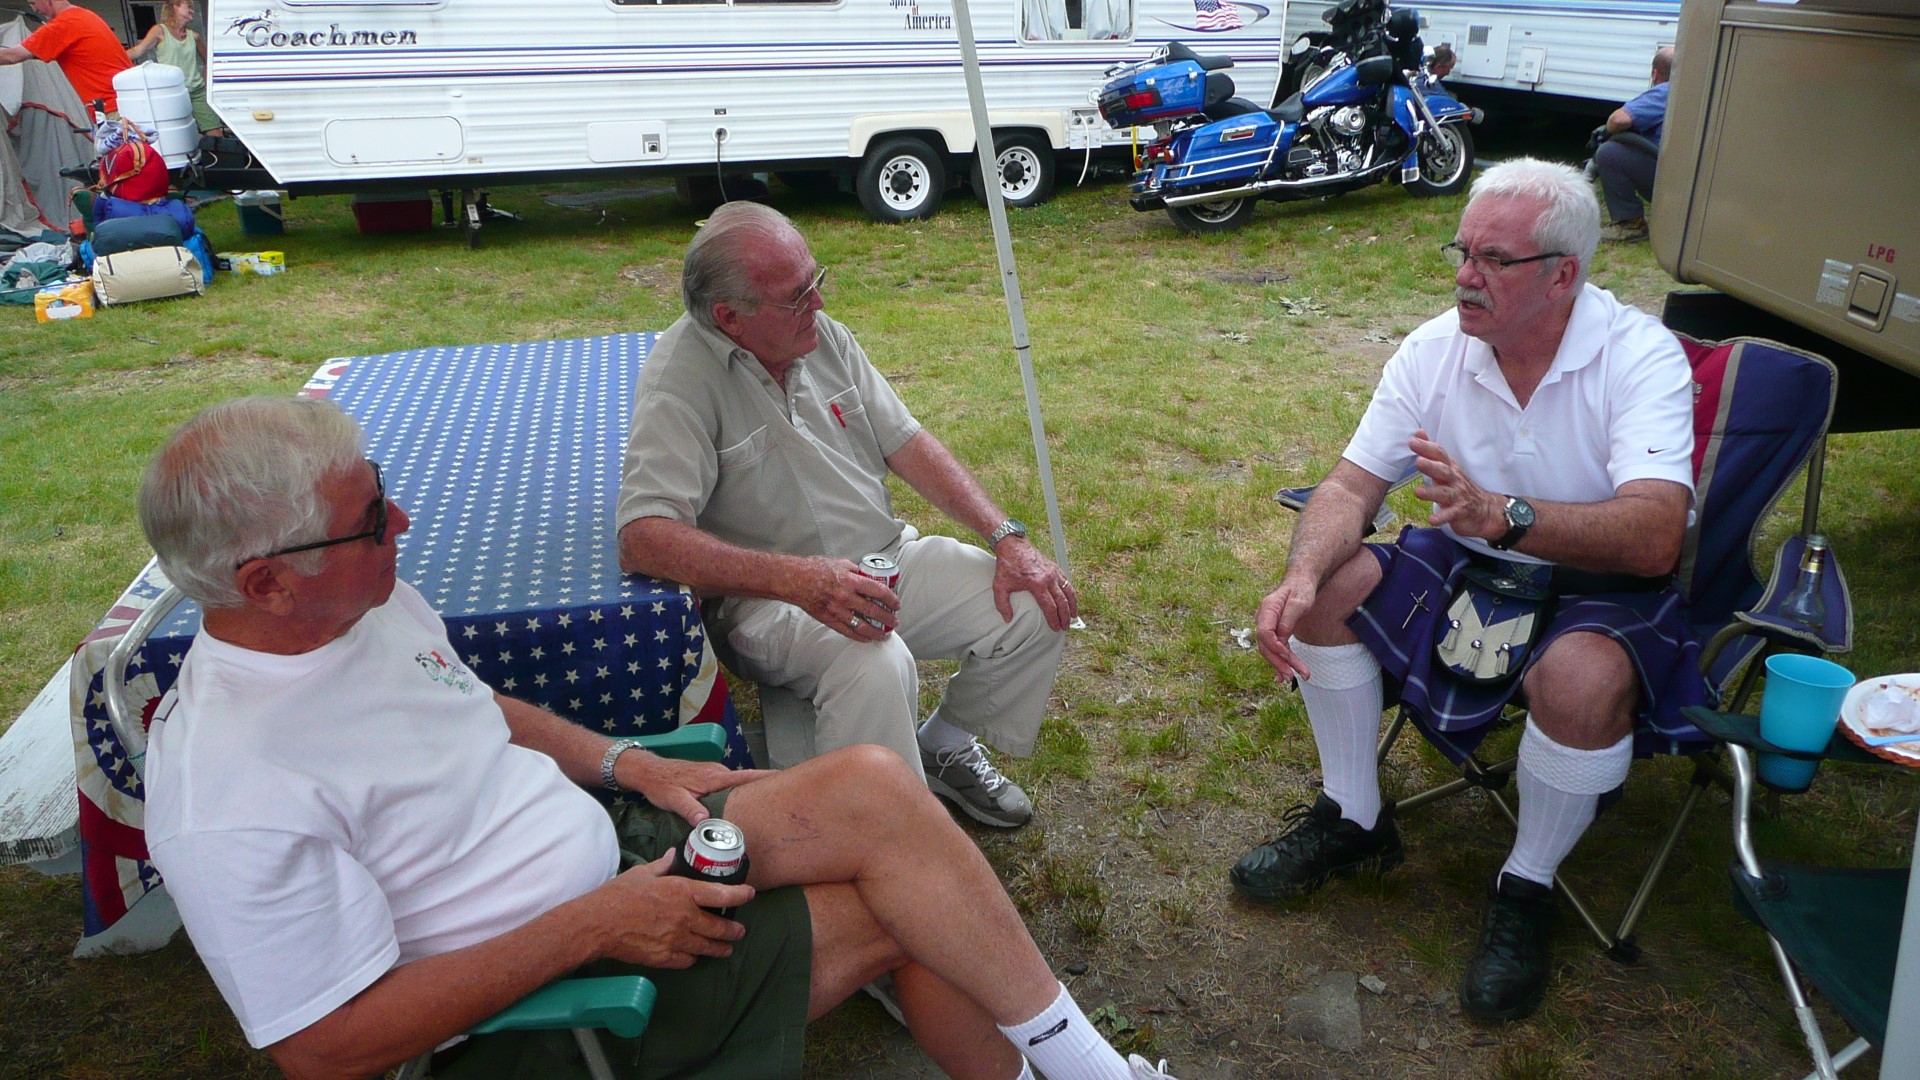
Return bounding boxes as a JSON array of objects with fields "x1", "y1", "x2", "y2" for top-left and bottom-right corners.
[{"x1": 1022, "y1": 0, "x2": 1132, "y2": 40}]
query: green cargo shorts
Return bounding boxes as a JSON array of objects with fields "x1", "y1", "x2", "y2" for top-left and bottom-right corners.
[{"x1": 437, "y1": 792, "x2": 812, "y2": 1080}]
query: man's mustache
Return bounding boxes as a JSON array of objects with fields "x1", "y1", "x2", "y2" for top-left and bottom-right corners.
[{"x1": 1456, "y1": 286, "x2": 1491, "y2": 308}]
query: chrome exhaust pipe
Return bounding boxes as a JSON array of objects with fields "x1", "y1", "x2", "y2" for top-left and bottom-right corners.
[{"x1": 1160, "y1": 159, "x2": 1395, "y2": 207}]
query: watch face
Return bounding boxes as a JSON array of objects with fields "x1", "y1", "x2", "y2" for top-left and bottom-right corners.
[
  {"x1": 1507, "y1": 498, "x2": 1536, "y2": 528},
  {"x1": 1007, "y1": 518, "x2": 1027, "y2": 537}
]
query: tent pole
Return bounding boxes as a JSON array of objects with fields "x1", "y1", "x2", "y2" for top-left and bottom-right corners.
[{"x1": 950, "y1": 0, "x2": 1073, "y2": 583}]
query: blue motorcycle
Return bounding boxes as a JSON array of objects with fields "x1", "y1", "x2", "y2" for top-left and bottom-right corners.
[{"x1": 1099, "y1": 12, "x2": 1480, "y2": 233}]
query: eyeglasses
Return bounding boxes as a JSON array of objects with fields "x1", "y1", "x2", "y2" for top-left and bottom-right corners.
[
  {"x1": 1441, "y1": 242, "x2": 1569, "y2": 274},
  {"x1": 767, "y1": 265, "x2": 828, "y2": 315},
  {"x1": 239, "y1": 460, "x2": 389, "y2": 567}
]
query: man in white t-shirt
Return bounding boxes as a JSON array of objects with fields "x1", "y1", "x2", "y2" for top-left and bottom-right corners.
[
  {"x1": 138, "y1": 396, "x2": 1176, "y2": 1080},
  {"x1": 1229, "y1": 159, "x2": 1705, "y2": 1023}
]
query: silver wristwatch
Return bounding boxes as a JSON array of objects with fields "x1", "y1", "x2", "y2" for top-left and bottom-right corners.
[
  {"x1": 987, "y1": 518, "x2": 1028, "y2": 548},
  {"x1": 599, "y1": 739, "x2": 639, "y2": 792}
]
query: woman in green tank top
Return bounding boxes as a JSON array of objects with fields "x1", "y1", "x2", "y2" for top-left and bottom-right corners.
[{"x1": 129, "y1": 0, "x2": 220, "y2": 134}]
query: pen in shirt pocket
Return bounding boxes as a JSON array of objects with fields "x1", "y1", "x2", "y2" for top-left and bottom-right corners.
[{"x1": 830, "y1": 403, "x2": 847, "y2": 427}]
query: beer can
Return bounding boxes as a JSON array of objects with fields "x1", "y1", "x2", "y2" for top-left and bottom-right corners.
[
  {"x1": 669, "y1": 818, "x2": 750, "y2": 916},
  {"x1": 857, "y1": 553, "x2": 900, "y2": 591}
]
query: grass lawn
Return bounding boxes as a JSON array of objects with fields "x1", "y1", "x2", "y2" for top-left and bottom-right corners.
[{"x1": 2, "y1": 157, "x2": 1917, "y2": 1079}]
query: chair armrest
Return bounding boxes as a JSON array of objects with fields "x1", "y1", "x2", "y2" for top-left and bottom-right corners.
[
  {"x1": 1273, "y1": 468, "x2": 1415, "y2": 538},
  {"x1": 470, "y1": 976, "x2": 657, "y2": 1040},
  {"x1": 1683, "y1": 707, "x2": 1882, "y2": 767},
  {"x1": 631, "y1": 723, "x2": 727, "y2": 763}
]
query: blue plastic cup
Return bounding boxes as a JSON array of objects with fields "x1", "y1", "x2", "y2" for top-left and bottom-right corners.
[{"x1": 1757, "y1": 654, "x2": 1855, "y2": 790}]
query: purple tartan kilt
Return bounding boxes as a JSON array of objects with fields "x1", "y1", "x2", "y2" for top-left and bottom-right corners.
[{"x1": 1347, "y1": 528, "x2": 1712, "y2": 758}]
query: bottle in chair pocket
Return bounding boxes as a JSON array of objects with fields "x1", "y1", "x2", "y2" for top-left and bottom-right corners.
[{"x1": 668, "y1": 818, "x2": 750, "y2": 918}]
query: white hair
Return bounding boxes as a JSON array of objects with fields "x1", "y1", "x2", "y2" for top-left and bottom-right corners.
[
  {"x1": 1467, "y1": 157, "x2": 1600, "y2": 285},
  {"x1": 681, "y1": 201, "x2": 798, "y2": 332},
  {"x1": 138, "y1": 397, "x2": 365, "y2": 608}
]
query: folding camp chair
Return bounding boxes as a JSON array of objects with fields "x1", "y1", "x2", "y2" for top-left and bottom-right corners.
[
  {"x1": 104, "y1": 587, "x2": 728, "y2": 1080},
  {"x1": 1686, "y1": 706, "x2": 1904, "y2": 1080},
  {"x1": 1276, "y1": 335, "x2": 1852, "y2": 960}
]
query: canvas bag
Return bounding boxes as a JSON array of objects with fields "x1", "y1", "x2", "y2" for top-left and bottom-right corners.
[{"x1": 91, "y1": 245, "x2": 205, "y2": 305}]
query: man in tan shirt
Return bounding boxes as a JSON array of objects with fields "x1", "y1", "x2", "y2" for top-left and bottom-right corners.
[{"x1": 616, "y1": 202, "x2": 1076, "y2": 829}]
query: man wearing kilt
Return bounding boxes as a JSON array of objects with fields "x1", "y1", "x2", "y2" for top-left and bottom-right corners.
[{"x1": 1230, "y1": 158, "x2": 1704, "y2": 1022}]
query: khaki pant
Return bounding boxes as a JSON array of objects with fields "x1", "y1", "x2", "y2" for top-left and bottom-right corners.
[{"x1": 715, "y1": 535, "x2": 1066, "y2": 774}]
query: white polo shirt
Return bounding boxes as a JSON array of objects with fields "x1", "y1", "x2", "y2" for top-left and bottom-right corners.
[{"x1": 1343, "y1": 282, "x2": 1695, "y2": 564}]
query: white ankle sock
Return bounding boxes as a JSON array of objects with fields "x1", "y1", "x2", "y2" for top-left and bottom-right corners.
[
  {"x1": 997, "y1": 983, "x2": 1131, "y2": 1080},
  {"x1": 1501, "y1": 718, "x2": 1633, "y2": 886},
  {"x1": 1289, "y1": 637, "x2": 1385, "y2": 830},
  {"x1": 917, "y1": 712, "x2": 974, "y2": 753}
]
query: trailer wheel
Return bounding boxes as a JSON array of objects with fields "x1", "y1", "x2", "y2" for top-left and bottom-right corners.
[
  {"x1": 857, "y1": 137, "x2": 946, "y2": 222},
  {"x1": 1166, "y1": 197, "x2": 1257, "y2": 234},
  {"x1": 1407, "y1": 124, "x2": 1474, "y2": 198},
  {"x1": 969, "y1": 132, "x2": 1056, "y2": 209}
]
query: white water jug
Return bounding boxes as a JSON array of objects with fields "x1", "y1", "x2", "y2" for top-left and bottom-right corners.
[{"x1": 113, "y1": 63, "x2": 197, "y2": 169}]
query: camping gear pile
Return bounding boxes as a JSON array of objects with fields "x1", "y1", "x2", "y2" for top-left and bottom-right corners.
[{"x1": 7, "y1": 114, "x2": 212, "y2": 320}]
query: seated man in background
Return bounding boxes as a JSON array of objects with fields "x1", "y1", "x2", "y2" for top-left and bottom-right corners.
[
  {"x1": 1593, "y1": 45, "x2": 1674, "y2": 242},
  {"x1": 616, "y1": 201, "x2": 1077, "y2": 829},
  {"x1": 139, "y1": 396, "x2": 1172, "y2": 1080},
  {"x1": 1426, "y1": 43, "x2": 1456, "y2": 81},
  {"x1": 1230, "y1": 159, "x2": 1703, "y2": 1022}
]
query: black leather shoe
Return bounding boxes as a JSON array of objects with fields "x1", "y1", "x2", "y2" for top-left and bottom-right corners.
[
  {"x1": 1460, "y1": 872, "x2": 1556, "y2": 1021},
  {"x1": 1230, "y1": 793, "x2": 1403, "y2": 902}
]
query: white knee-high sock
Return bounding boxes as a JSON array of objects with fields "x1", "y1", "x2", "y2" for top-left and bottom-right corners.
[
  {"x1": 1502, "y1": 717, "x2": 1633, "y2": 887},
  {"x1": 1289, "y1": 637, "x2": 1386, "y2": 830},
  {"x1": 997, "y1": 982, "x2": 1130, "y2": 1080}
]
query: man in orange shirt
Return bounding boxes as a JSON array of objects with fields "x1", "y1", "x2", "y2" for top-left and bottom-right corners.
[{"x1": 0, "y1": 0, "x2": 133, "y2": 120}]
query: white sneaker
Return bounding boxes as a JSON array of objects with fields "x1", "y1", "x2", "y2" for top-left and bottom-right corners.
[{"x1": 1128, "y1": 1054, "x2": 1178, "y2": 1079}]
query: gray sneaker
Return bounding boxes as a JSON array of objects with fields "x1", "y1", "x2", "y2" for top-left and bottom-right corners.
[
  {"x1": 922, "y1": 739, "x2": 1032, "y2": 827},
  {"x1": 1129, "y1": 1055, "x2": 1178, "y2": 1079}
]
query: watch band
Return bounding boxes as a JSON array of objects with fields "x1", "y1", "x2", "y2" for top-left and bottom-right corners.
[
  {"x1": 599, "y1": 739, "x2": 638, "y2": 792},
  {"x1": 1491, "y1": 496, "x2": 1534, "y2": 551},
  {"x1": 987, "y1": 518, "x2": 1027, "y2": 548}
]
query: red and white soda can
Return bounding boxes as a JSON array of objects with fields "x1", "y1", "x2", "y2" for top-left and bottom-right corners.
[
  {"x1": 670, "y1": 818, "x2": 750, "y2": 916},
  {"x1": 857, "y1": 553, "x2": 900, "y2": 592}
]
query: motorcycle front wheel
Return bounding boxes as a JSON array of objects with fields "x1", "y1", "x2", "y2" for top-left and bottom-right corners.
[
  {"x1": 1407, "y1": 124, "x2": 1474, "y2": 198},
  {"x1": 1167, "y1": 197, "x2": 1257, "y2": 234}
]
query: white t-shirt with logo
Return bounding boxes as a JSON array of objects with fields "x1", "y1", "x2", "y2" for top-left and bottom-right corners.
[
  {"x1": 1342, "y1": 282, "x2": 1696, "y2": 563},
  {"x1": 145, "y1": 581, "x2": 620, "y2": 1049}
]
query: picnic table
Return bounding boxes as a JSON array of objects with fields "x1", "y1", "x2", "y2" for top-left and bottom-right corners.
[{"x1": 0, "y1": 332, "x2": 746, "y2": 956}]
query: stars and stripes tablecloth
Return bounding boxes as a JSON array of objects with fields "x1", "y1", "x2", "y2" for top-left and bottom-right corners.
[{"x1": 70, "y1": 332, "x2": 744, "y2": 955}]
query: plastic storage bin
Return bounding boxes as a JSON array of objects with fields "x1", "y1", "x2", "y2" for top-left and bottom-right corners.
[
  {"x1": 234, "y1": 190, "x2": 284, "y2": 237},
  {"x1": 350, "y1": 192, "x2": 434, "y2": 234}
]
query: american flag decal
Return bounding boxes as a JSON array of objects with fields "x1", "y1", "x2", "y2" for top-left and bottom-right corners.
[{"x1": 1194, "y1": 0, "x2": 1243, "y2": 31}]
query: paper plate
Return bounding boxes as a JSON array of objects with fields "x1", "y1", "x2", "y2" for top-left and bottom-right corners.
[{"x1": 1838, "y1": 673, "x2": 1920, "y2": 767}]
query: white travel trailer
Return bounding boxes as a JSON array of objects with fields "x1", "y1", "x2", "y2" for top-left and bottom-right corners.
[
  {"x1": 1405, "y1": 0, "x2": 1678, "y2": 107},
  {"x1": 196, "y1": 0, "x2": 1284, "y2": 229}
]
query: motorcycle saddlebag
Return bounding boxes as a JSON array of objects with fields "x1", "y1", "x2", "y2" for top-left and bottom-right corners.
[
  {"x1": 1166, "y1": 113, "x2": 1283, "y2": 187},
  {"x1": 1099, "y1": 59, "x2": 1208, "y2": 127},
  {"x1": 91, "y1": 246, "x2": 206, "y2": 306}
]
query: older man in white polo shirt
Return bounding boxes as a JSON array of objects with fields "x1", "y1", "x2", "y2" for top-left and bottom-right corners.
[
  {"x1": 1230, "y1": 158, "x2": 1705, "y2": 1023},
  {"x1": 615, "y1": 202, "x2": 1077, "y2": 830}
]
